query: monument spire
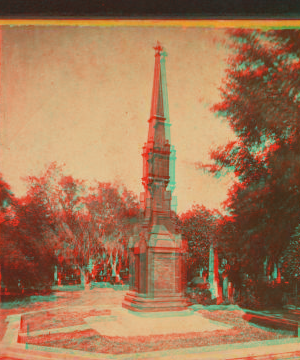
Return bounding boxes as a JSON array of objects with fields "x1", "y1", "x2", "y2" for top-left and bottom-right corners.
[
  {"x1": 146, "y1": 42, "x2": 177, "y2": 212},
  {"x1": 150, "y1": 41, "x2": 165, "y2": 118},
  {"x1": 142, "y1": 42, "x2": 171, "y2": 224}
]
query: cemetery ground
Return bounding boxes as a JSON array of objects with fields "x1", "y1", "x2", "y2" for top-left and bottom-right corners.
[{"x1": 1, "y1": 284, "x2": 300, "y2": 360}]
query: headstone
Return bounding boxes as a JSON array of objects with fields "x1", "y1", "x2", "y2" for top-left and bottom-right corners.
[
  {"x1": 223, "y1": 275, "x2": 229, "y2": 299},
  {"x1": 272, "y1": 263, "x2": 277, "y2": 280},
  {"x1": 208, "y1": 243, "x2": 219, "y2": 299},
  {"x1": 277, "y1": 266, "x2": 281, "y2": 283},
  {"x1": 228, "y1": 282, "x2": 234, "y2": 302},
  {"x1": 264, "y1": 257, "x2": 268, "y2": 274},
  {"x1": 54, "y1": 265, "x2": 58, "y2": 282},
  {"x1": 260, "y1": 256, "x2": 269, "y2": 282}
]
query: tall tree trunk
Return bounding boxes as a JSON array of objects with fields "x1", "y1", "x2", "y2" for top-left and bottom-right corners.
[
  {"x1": 54, "y1": 265, "x2": 58, "y2": 284},
  {"x1": 0, "y1": 264, "x2": 2, "y2": 303},
  {"x1": 79, "y1": 266, "x2": 89, "y2": 290}
]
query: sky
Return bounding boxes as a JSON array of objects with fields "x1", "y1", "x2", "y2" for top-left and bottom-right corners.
[{"x1": 0, "y1": 25, "x2": 236, "y2": 214}]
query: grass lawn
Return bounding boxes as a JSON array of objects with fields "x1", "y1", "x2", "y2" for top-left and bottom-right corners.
[
  {"x1": 0, "y1": 291, "x2": 81, "y2": 341},
  {"x1": 1, "y1": 287, "x2": 125, "y2": 341},
  {"x1": 22, "y1": 310, "x2": 293, "y2": 354},
  {"x1": 20, "y1": 308, "x2": 111, "y2": 332}
]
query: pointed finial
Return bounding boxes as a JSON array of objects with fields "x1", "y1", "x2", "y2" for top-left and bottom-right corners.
[{"x1": 153, "y1": 41, "x2": 163, "y2": 55}]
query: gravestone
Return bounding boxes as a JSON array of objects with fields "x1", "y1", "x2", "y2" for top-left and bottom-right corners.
[{"x1": 208, "y1": 243, "x2": 219, "y2": 299}]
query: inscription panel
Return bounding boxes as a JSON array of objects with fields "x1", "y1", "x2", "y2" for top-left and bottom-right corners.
[{"x1": 153, "y1": 253, "x2": 175, "y2": 295}]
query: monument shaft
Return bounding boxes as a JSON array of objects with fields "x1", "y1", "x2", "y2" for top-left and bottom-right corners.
[{"x1": 122, "y1": 43, "x2": 189, "y2": 312}]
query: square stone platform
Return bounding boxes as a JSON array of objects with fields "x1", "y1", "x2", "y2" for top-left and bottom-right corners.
[{"x1": 1, "y1": 293, "x2": 299, "y2": 360}]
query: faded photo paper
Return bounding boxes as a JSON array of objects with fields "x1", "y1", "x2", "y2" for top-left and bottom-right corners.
[{"x1": 0, "y1": 21, "x2": 300, "y2": 359}]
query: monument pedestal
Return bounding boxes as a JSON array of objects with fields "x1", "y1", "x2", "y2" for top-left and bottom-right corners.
[{"x1": 122, "y1": 225, "x2": 190, "y2": 312}]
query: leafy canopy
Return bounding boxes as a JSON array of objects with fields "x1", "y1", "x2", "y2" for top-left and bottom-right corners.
[{"x1": 206, "y1": 29, "x2": 300, "y2": 276}]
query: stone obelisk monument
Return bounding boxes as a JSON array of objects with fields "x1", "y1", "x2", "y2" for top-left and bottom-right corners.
[{"x1": 122, "y1": 43, "x2": 189, "y2": 312}]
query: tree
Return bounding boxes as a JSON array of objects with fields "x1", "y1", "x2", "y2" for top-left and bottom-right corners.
[
  {"x1": 0, "y1": 175, "x2": 20, "y2": 291},
  {"x1": 85, "y1": 182, "x2": 140, "y2": 280},
  {"x1": 180, "y1": 205, "x2": 220, "y2": 281},
  {"x1": 26, "y1": 164, "x2": 100, "y2": 288},
  {"x1": 203, "y1": 29, "x2": 300, "y2": 280},
  {"x1": 25, "y1": 163, "x2": 140, "y2": 287},
  {"x1": 1, "y1": 173, "x2": 57, "y2": 293},
  {"x1": 15, "y1": 194, "x2": 57, "y2": 290},
  {"x1": 281, "y1": 224, "x2": 300, "y2": 281}
]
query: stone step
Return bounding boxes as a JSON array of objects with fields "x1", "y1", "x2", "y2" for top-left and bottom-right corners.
[{"x1": 122, "y1": 293, "x2": 191, "y2": 312}]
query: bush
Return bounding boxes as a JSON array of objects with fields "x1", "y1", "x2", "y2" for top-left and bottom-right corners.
[
  {"x1": 238, "y1": 279, "x2": 287, "y2": 309},
  {"x1": 186, "y1": 278, "x2": 213, "y2": 305}
]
